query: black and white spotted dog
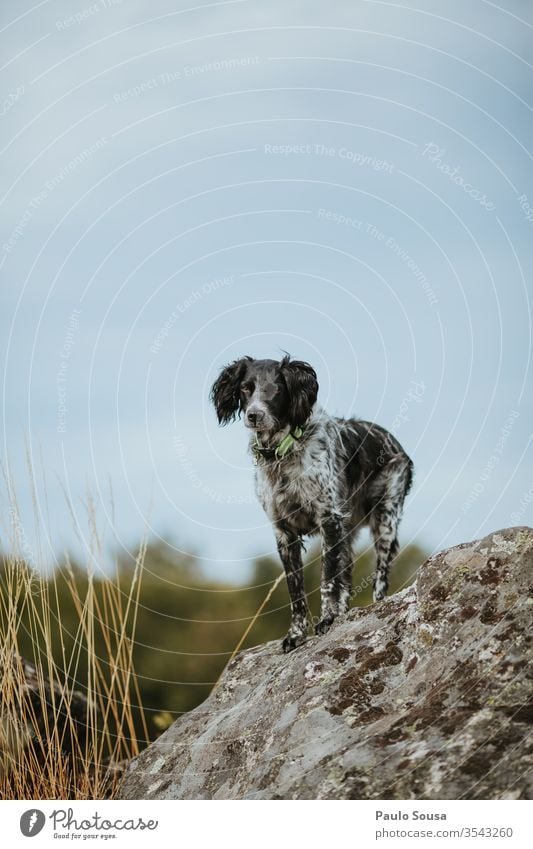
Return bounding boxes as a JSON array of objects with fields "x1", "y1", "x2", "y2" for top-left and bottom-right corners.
[{"x1": 211, "y1": 356, "x2": 413, "y2": 653}]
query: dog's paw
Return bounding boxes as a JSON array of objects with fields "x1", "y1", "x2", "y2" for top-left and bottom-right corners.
[
  {"x1": 282, "y1": 632, "x2": 306, "y2": 653},
  {"x1": 373, "y1": 578, "x2": 388, "y2": 602},
  {"x1": 315, "y1": 614, "x2": 335, "y2": 635}
]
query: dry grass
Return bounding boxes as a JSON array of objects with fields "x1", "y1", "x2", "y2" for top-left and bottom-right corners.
[{"x1": 0, "y1": 467, "x2": 148, "y2": 800}]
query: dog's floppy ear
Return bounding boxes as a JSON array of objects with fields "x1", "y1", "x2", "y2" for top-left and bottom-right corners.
[
  {"x1": 281, "y1": 356, "x2": 318, "y2": 428},
  {"x1": 210, "y1": 357, "x2": 252, "y2": 424}
]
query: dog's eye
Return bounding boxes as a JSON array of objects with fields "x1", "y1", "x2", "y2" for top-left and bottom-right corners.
[{"x1": 241, "y1": 382, "x2": 253, "y2": 394}]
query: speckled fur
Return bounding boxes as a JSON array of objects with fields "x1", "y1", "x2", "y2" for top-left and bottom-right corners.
[{"x1": 211, "y1": 357, "x2": 414, "y2": 653}]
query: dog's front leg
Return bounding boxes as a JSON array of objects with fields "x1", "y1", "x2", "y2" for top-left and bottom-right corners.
[
  {"x1": 316, "y1": 514, "x2": 353, "y2": 635},
  {"x1": 275, "y1": 525, "x2": 309, "y2": 653}
]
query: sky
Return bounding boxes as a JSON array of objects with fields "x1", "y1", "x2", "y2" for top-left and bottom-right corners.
[{"x1": 1, "y1": 0, "x2": 532, "y2": 581}]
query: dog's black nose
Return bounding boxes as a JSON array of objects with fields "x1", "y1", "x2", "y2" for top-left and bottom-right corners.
[{"x1": 247, "y1": 409, "x2": 264, "y2": 425}]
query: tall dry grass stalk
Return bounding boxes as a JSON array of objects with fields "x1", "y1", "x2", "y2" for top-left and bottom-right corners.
[{"x1": 0, "y1": 464, "x2": 148, "y2": 800}]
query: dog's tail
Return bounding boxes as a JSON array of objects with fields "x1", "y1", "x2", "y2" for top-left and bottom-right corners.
[{"x1": 403, "y1": 456, "x2": 414, "y2": 497}]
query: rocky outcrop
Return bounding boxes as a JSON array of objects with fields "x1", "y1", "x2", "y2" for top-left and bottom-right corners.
[{"x1": 118, "y1": 527, "x2": 533, "y2": 800}]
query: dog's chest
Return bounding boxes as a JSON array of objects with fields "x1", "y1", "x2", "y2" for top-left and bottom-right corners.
[{"x1": 255, "y1": 451, "x2": 331, "y2": 531}]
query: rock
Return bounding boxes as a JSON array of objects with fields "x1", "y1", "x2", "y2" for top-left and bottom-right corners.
[
  {"x1": 118, "y1": 527, "x2": 533, "y2": 800},
  {"x1": 0, "y1": 652, "x2": 90, "y2": 760},
  {"x1": 0, "y1": 652, "x2": 90, "y2": 794},
  {"x1": 1, "y1": 653, "x2": 124, "y2": 797}
]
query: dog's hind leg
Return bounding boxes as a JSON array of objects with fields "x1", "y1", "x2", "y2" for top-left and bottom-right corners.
[
  {"x1": 370, "y1": 455, "x2": 412, "y2": 601},
  {"x1": 372, "y1": 528, "x2": 399, "y2": 601}
]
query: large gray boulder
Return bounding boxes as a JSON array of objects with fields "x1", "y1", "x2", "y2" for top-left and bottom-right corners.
[{"x1": 118, "y1": 527, "x2": 533, "y2": 800}]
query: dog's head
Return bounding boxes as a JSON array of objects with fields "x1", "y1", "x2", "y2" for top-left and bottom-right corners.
[{"x1": 210, "y1": 356, "x2": 318, "y2": 435}]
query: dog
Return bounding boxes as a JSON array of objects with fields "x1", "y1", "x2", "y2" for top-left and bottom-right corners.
[{"x1": 210, "y1": 355, "x2": 413, "y2": 652}]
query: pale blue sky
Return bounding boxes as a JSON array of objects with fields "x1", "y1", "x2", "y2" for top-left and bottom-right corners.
[{"x1": 1, "y1": 0, "x2": 532, "y2": 580}]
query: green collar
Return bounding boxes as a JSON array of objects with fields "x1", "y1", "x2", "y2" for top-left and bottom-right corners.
[{"x1": 253, "y1": 426, "x2": 305, "y2": 462}]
